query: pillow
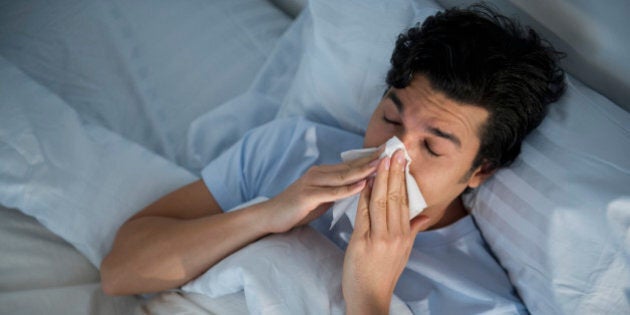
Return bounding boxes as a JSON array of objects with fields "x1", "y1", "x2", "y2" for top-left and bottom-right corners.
[
  {"x1": 463, "y1": 76, "x2": 630, "y2": 314},
  {"x1": 0, "y1": 56, "x2": 196, "y2": 267},
  {"x1": 185, "y1": 8, "x2": 309, "y2": 173},
  {"x1": 275, "y1": 0, "x2": 442, "y2": 135},
  {"x1": 0, "y1": 0, "x2": 292, "y2": 164},
  {"x1": 182, "y1": 198, "x2": 412, "y2": 314}
]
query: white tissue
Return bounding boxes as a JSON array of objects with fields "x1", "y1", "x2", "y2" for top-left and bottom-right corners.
[{"x1": 330, "y1": 136, "x2": 427, "y2": 228}]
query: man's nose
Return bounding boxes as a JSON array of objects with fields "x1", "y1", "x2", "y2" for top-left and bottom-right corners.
[{"x1": 397, "y1": 133, "x2": 414, "y2": 150}]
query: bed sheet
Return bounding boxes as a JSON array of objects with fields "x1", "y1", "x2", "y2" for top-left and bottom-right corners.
[
  {"x1": 0, "y1": 206, "x2": 250, "y2": 315},
  {"x1": 0, "y1": 206, "x2": 139, "y2": 315},
  {"x1": 2, "y1": 0, "x2": 628, "y2": 314},
  {"x1": 0, "y1": 0, "x2": 296, "y2": 314},
  {"x1": 141, "y1": 292, "x2": 249, "y2": 315}
]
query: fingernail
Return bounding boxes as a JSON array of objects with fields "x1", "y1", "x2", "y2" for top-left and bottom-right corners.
[{"x1": 383, "y1": 157, "x2": 390, "y2": 170}]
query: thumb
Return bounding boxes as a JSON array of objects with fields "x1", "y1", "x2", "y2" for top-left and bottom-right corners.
[{"x1": 410, "y1": 215, "x2": 431, "y2": 235}]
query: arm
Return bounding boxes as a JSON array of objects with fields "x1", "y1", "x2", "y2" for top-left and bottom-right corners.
[
  {"x1": 342, "y1": 150, "x2": 430, "y2": 314},
  {"x1": 100, "y1": 150, "x2": 381, "y2": 296},
  {"x1": 100, "y1": 179, "x2": 274, "y2": 295}
]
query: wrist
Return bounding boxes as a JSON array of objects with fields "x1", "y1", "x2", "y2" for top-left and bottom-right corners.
[
  {"x1": 344, "y1": 288, "x2": 392, "y2": 315},
  {"x1": 346, "y1": 297, "x2": 390, "y2": 315},
  {"x1": 249, "y1": 198, "x2": 286, "y2": 234}
]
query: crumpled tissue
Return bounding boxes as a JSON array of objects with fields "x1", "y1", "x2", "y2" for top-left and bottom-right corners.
[{"x1": 330, "y1": 136, "x2": 427, "y2": 228}]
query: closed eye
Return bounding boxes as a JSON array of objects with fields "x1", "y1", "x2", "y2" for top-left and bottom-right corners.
[
  {"x1": 382, "y1": 116, "x2": 401, "y2": 125},
  {"x1": 424, "y1": 140, "x2": 440, "y2": 157}
]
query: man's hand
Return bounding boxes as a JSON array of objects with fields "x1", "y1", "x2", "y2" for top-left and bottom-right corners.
[
  {"x1": 342, "y1": 150, "x2": 430, "y2": 314},
  {"x1": 264, "y1": 147, "x2": 383, "y2": 234}
]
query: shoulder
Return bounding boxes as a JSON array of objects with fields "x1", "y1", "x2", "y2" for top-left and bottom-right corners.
[
  {"x1": 245, "y1": 117, "x2": 349, "y2": 137},
  {"x1": 242, "y1": 117, "x2": 363, "y2": 159},
  {"x1": 239, "y1": 117, "x2": 363, "y2": 197},
  {"x1": 244, "y1": 117, "x2": 313, "y2": 143}
]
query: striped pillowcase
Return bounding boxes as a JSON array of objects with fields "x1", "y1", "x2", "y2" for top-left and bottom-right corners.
[{"x1": 464, "y1": 75, "x2": 630, "y2": 315}]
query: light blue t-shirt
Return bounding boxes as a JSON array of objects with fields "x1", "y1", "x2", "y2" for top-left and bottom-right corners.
[{"x1": 201, "y1": 118, "x2": 527, "y2": 314}]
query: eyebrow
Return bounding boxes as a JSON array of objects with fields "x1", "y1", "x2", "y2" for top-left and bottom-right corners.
[
  {"x1": 428, "y1": 127, "x2": 461, "y2": 148},
  {"x1": 388, "y1": 90, "x2": 462, "y2": 149},
  {"x1": 387, "y1": 91, "x2": 405, "y2": 113}
]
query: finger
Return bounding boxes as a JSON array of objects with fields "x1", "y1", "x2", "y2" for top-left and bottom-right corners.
[
  {"x1": 369, "y1": 156, "x2": 390, "y2": 235},
  {"x1": 321, "y1": 145, "x2": 384, "y2": 177},
  {"x1": 310, "y1": 179, "x2": 367, "y2": 203},
  {"x1": 354, "y1": 178, "x2": 373, "y2": 234},
  {"x1": 344, "y1": 146, "x2": 385, "y2": 167},
  {"x1": 310, "y1": 159, "x2": 379, "y2": 187},
  {"x1": 326, "y1": 145, "x2": 383, "y2": 172},
  {"x1": 387, "y1": 149, "x2": 408, "y2": 233}
]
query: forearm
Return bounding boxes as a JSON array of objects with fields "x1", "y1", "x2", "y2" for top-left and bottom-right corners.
[
  {"x1": 100, "y1": 201, "x2": 273, "y2": 295},
  {"x1": 100, "y1": 151, "x2": 380, "y2": 296},
  {"x1": 346, "y1": 294, "x2": 391, "y2": 315},
  {"x1": 344, "y1": 280, "x2": 392, "y2": 315}
]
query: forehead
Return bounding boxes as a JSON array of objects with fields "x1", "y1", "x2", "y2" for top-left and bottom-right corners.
[{"x1": 392, "y1": 75, "x2": 489, "y2": 147}]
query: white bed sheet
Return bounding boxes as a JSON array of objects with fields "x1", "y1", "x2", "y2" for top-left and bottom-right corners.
[
  {"x1": 0, "y1": 0, "x2": 294, "y2": 314},
  {"x1": 0, "y1": 206, "x2": 250, "y2": 315},
  {"x1": 1, "y1": 0, "x2": 628, "y2": 314},
  {"x1": 0, "y1": 206, "x2": 139, "y2": 315}
]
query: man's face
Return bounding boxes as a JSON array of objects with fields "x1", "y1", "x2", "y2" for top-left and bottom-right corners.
[{"x1": 364, "y1": 75, "x2": 490, "y2": 226}]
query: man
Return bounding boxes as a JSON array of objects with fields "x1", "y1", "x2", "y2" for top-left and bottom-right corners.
[{"x1": 101, "y1": 4, "x2": 565, "y2": 314}]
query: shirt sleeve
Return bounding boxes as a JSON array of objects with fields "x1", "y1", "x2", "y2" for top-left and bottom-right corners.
[{"x1": 200, "y1": 118, "x2": 311, "y2": 212}]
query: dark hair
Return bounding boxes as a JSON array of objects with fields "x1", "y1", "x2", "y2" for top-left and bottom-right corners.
[{"x1": 386, "y1": 3, "x2": 566, "y2": 173}]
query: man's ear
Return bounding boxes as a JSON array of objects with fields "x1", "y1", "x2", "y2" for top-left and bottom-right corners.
[{"x1": 466, "y1": 162, "x2": 496, "y2": 189}]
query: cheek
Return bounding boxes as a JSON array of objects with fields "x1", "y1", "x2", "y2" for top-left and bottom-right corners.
[{"x1": 410, "y1": 161, "x2": 469, "y2": 208}]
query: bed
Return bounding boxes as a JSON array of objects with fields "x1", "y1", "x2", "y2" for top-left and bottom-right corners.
[{"x1": 0, "y1": 0, "x2": 628, "y2": 314}]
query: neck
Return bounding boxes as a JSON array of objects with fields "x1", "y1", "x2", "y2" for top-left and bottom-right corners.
[{"x1": 426, "y1": 197, "x2": 468, "y2": 230}]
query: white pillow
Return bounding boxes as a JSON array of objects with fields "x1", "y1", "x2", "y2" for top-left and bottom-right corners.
[
  {"x1": 0, "y1": 56, "x2": 196, "y2": 267},
  {"x1": 185, "y1": 8, "x2": 309, "y2": 173},
  {"x1": 464, "y1": 76, "x2": 630, "y2": 314},
  {"x1": 275, "y1": 0, "x2": 441, "y2": 135},
  {"x1": 0, "y1": 0, "x2": 291, "y2": 164}
]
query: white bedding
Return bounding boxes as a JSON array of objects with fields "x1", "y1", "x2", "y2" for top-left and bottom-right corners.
[
  {"x1": 0, "y1": 205, "x2": 139, "y2": 315},
  {"x1": 1, "y1": 0, "x2": 629, "y2": 314},
  {"x1": 0, "y1": 0, "x2": 294, "y2": 314},
  {"x1": 0, "y1": 0, "x2": 292, "y2": 165},
  {"x1": 0, "y1": 204, "x2": 246, "y2": 315}
]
